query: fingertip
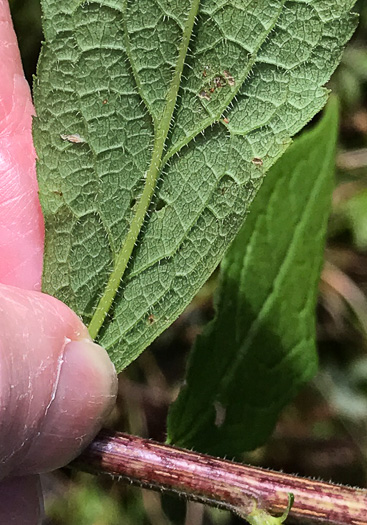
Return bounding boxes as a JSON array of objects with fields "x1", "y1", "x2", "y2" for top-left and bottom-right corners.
[
  {"x1": 16, "y1": 339, "x2": 117, "y2": 474},
  {"x1": 62, "y1": 338, "x2": 118, "y2": 420}
]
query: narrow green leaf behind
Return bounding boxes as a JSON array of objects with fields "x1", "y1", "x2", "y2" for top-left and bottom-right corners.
[{"x1": 167, "y1": 99, "x2": 339, "y2": 456}]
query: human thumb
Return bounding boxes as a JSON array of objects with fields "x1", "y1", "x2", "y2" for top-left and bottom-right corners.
[{"x1": 0, "y1": 283, "x2": 117, "y2": 480}]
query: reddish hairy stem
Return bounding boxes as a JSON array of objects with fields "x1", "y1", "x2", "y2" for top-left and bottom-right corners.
[{"x1": 73, "y1": 430, "x2": 367, "y2": 524}]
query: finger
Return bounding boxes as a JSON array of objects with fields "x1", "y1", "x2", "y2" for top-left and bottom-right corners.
[
  {"x1": 0, "y1": 0, "x2": 44, "y2": 290},
  {"x1": 15, "y1": 340, "x2": 117, "y2": 474},
  {"x1": 0, "y1": 475, "x2": 43, "y2": 525},
  {"x1": 0, "y1": 283, "x2": 117, "y2": 479}
]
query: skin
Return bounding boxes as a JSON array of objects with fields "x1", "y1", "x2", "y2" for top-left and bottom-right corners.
[{"x1": 0, "y1": 1, "x2": 118, "y2": 522}]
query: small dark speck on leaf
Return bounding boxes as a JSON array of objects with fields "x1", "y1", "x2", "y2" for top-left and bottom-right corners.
[
  {"x1": 148, "y1": 314, "x2": 155, "y2": 325},
  {"x1": 223, "y1": 70, "x2": 235, "y2": 86},
  {"x1": 252, "y1": 157, "x2": 263, "y2": 166},
  {"x1": 199, "y1": 90, "x2": 210, "y2": 100},
  {"x1": 103, "y1": 99, "x2": 108, "y2": 104},
  {"x1": 214, "y1": 76, "x2": 223, "y2": 88}
]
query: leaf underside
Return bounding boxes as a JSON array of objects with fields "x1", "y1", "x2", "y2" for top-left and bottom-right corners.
[
  {"x1": 34, "y1": 0, "x2": 357, "y2": 372},
  {"x1": 167, "y1": 98, "x2": 338, "y2": 456}
]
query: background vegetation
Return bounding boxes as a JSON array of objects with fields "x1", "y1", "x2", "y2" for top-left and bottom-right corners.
[{"x1": 9, "y1": 0, "x2": 367, "y2": 523}]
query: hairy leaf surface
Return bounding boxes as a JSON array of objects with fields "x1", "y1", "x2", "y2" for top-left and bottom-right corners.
[
  {"x1": 34, "y1": 0, "x2": 357, "y2": 371},
  {"x1": 167, "y1": 99, "x2": 339, "y2": 456}
]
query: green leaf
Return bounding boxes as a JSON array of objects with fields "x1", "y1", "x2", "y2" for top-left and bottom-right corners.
[
  {"x1": 167, "y1": 98, "x2": 339, "y2": 455},
  {"x1": 33, "y1": 1, "x2": 357, "y2": 372}
]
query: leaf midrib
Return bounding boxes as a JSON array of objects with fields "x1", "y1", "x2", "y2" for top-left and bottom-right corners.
[{"x1": 88, "y1": 0, "x2": 201, "y2": 340}]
